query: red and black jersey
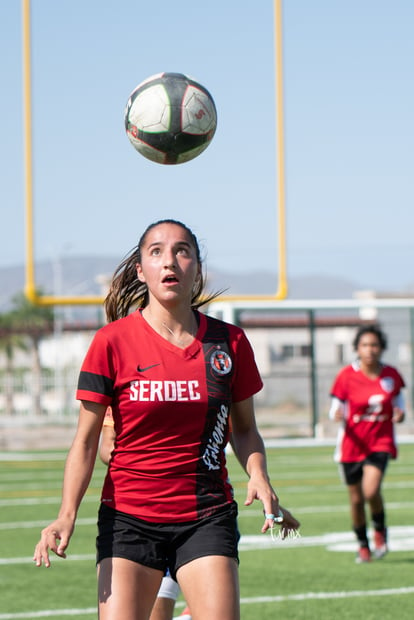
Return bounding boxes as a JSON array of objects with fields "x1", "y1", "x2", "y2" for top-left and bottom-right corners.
[
  {"x1": 77, "y1": 310, "x2": 263, "y2": 522},
  {"x1": 330, "y1": 362, "x2": 405, "y2": 462}
]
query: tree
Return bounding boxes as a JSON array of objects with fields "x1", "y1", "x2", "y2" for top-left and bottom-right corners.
[
  {"x1": 10, "y1": 291, "x2": 54, "y2": 417},
  {"x1": 0, "y1": 312, "x2": 28, "y2": 415}
]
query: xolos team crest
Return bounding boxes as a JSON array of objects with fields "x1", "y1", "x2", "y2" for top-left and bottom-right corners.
[{"x1": 210, "y1": 349, "x2": 232, "y2": 375}]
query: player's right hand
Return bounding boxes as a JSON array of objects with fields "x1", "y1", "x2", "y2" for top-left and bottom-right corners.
[
  {"x1": 33, "y1": 518, "x2": 74, "y2": 567},
  {"x1": 333, "y1": 408, "x2": 345, "y2": 422}
]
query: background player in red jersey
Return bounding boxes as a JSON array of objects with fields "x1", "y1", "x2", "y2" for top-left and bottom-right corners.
[
  {"x1": 33, "y1": 219, "x2": 299, "y2": 620},
  {"x1": 329, "y1": 324, "x2": 405, "y2": 563}
]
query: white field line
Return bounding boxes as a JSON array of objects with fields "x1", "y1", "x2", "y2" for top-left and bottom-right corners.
[
  {"x1": 1, "y1": 499, "x2": 413, "y2": 523},
  {"x1": 0, "y1": 517, "x2": 97, "y2": 530},
  {"x1": 239, "y1": 586, "x2": 414, "y2": 603},
  {"x1": 0, "y1": 554, "x2": 96, "y2": 566},
  {"x1": 0, "y1": 453, "x2": 67, "y2": 462},
  {"x1": 238, "y1": 500, "x2": 414, "y2": 518},
  {"x1": 1, "y1": 483, "x2": 411, "y2": 505},
  {"x1": 3, "y1": 527, "x2": 414, "y2": 566},
  {"x1": 0, "y1": 495, "x2": 100, "y2": 507},
  {"x1": 1, "y1": 587, "x2": 414, "y2": 619},
  {"x1": 0, "y1": 610, "x2": 97, "y2": 619},
  {"x1": 1, "y1": 477, "x2": 413, "y2": 508},
  {"x1": 0, "y1": 473, "x2": 63, "y2": 482},
  {"x1": 0, "y1": 483, "x2": 65, "y2": 492},
  {"x1": 1, "y1": 437, "x2": 413, "y2": 462},
  {"x1": 4, "y1": 500, "x2": 414, "y2": 518},
  {"x1": 239, "y1": 526, "x2": 414, "y2": 551}
]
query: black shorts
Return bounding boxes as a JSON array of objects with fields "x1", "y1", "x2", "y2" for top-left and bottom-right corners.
[
  {"x1": 341, "y1": 452, "x2": 390, "y2": 485},
  {"x1": 96, "y1": 502, "x2": 240, "y2": 580}
]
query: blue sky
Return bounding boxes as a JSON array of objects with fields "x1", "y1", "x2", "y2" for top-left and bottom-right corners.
[{"x1": 1, "y1": 1, "x2": 413, "y2": 292}]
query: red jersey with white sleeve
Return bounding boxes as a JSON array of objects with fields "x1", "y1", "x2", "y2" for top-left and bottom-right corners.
[
  {"x1": 330, "y1": 361, "x2": 405, "y2": 463},
  {"x1": 77, "y1": 310, "x2": 263, "y2": 522}
]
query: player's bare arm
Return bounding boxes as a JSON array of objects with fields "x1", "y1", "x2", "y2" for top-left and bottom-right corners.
[
  {"x1": 230, "y1": 398, "x2": 300, "y2": 535},
  {"x1": 33, "y1": 401, "x2": 106, "y2": 567}
]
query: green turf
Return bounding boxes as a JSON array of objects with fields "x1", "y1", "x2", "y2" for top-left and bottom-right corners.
[{"x1": 0, "y1": 443, "x2": 413, "y2": 619}]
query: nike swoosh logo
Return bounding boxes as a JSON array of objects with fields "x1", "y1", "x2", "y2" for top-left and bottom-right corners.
[{"x1": 137, "y1": 363, "x2": 161, "y2": 372}]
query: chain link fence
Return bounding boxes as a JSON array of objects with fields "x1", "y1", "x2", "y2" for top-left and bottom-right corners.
[{"x1": 1, "y1": 300, "x2": 414, "y2": 448}]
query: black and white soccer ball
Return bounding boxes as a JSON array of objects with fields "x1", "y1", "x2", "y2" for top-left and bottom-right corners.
[{"x1": 124, "y1": 72, "x2": 217, "y2": 165}]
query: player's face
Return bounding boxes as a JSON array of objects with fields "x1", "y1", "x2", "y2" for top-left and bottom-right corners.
[
  {"x1": 356, "y1": 333, "x2": 383, "y2": 365},
  {"x1": 136, "y1": 223, "x2": 200, "y2": 304}
]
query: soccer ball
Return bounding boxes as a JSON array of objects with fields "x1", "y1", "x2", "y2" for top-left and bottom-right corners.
[{"x1": 124, "y1": 72, "x2": 217, "y2": 165}]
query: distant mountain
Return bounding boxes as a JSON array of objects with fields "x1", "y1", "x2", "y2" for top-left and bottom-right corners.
[
  {"x1": 208, "y1": 269, "x2": 360, "y2": 300},
  {"x1": 0, "y1": 256, "x2": 117, "y2": 311},
  {"x1": 0, "y1": 255, "x2": 408, "y2": 317}
]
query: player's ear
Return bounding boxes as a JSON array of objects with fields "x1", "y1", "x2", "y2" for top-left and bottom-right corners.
[{"x1": 136, "y1": 264, "x2": 146, "y2": 283}]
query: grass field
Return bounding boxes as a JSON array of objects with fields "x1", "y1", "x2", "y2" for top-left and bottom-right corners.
[{"x1": 0, "y1": 441, "x2": 413, "y2": 619}]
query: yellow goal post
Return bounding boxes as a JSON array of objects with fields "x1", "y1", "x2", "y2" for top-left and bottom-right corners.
[{"x1": 22, "y1": 0, "x2": 287, "y2": 306}]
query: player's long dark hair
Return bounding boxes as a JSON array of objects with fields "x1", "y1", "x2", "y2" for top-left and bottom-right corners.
[{"x1": 104, "y1": 219, "x2": 223, "y2": 322}]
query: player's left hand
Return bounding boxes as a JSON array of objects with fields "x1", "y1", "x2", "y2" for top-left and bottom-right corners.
[
  {"x1": 243, "y1": 475, "x2": 300, "y2": 536},
  {"x1": 272, "y1": 506, "x2": 301, "y2": 538},
  {"x1": 392, "y1": 407, "x2": 405, "y2": 423}
]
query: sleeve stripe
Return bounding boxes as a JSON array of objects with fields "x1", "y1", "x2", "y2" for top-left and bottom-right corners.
[{"x1": 77, "y1": 370, "x2": 114, "y2": 397}]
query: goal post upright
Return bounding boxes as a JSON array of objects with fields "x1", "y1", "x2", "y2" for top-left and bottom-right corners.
[
  {"x1": 21, "y1": 0, "x2": 107, "y2": 307},
  {"x1": 22, "y1": 0, "x2": 36, "y2": 305},
  {"x1": 273, "y1": 0, "x2": 288, "y2": 300}
]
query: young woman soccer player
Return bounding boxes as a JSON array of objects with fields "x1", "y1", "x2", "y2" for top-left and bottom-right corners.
[
  {"x1": 33, "y1": 219, "x2": 300, "y2": 620},
  {"x1": 329, "y1": 324, "x2": 405, "y2": 563}
]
